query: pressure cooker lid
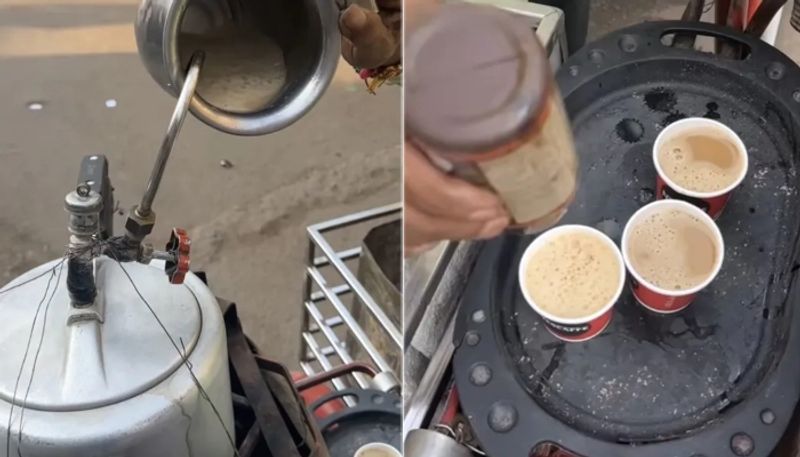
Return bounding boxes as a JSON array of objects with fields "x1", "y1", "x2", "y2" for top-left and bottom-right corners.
[{"x1": 0, "y1": 257, "x2": 203, "y2": 411}]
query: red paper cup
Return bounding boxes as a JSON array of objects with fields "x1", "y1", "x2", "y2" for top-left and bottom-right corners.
[
  {"x1": 518, "y1": 225, "x2": 626, "y2": 342},
  {"x1": 653, "y1": 117, "x2": 748, "y2": 219},
  {"x1": 621, "y1": 200, "x2": 724, "y2": 314}
]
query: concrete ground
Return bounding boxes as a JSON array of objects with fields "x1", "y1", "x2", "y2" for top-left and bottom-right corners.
[{"x1": 0, "y1": 0, "x2": 400, "y2": 365}]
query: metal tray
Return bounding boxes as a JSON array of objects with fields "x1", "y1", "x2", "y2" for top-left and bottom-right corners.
[{"x1": 454, "y1": 21, "x2": 800, "y2": 457}]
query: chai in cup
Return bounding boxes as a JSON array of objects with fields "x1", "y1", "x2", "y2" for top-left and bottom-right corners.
[
  {"x1": 622, "y1": 200, "x2": 724, "y2": 313},
  {"x1": 653, "y1": 117, "x2": 748, "y2": 219},
  {"x1": 354, "y1": 443, "x2": 402, "y2": 457},
  {"x1": 518, "y1": 225, "x2": 625, "y2": 342}
]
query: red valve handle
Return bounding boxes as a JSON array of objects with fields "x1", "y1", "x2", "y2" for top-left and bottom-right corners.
[{"x1": 165, "y1": 228, "x2": 190, "y2": 284}]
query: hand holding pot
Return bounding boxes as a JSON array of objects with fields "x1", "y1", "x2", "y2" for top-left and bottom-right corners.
[
  {"x1": 340, "y1": 0, "x2": 402, "y2": 69},
  {"x1": 404, "y1": 142, "x2": 510, "y2": 254}
]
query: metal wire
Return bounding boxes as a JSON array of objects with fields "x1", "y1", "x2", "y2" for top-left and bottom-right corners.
[
  {"x1": 0, "y1": 260, "x2": 65, "y2": 296},
  {"x1": 109, "y1": 253, "x2": 240, "y2": 457},
  {"x1": 17, "y1": 259, "x2": 65, "y2": 456},
  {"x1": 4, "y1": 257, "x2": 64, "y2": 457},
  {"x1": 433, "y1": 424, "x2": 486, "y2": 456}
]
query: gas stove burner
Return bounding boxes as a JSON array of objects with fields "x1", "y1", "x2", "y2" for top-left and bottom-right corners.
[{"x1": 454, "y1": 21, "x2": 800, "y2": 457}]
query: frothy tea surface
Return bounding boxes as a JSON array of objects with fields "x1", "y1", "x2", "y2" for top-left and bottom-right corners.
[
  {"x1": 627, "y1": 209, "x2": 717, "y2": 290},
  {"x1": 523, "y1": 231, "x2": 620, "y2": 320},
  {"x1": 181, "y1": 25, "x2": 287, "y2": 113},
  {"x1": 658, "y1": 130, "x2": 744, "y2": 193}
]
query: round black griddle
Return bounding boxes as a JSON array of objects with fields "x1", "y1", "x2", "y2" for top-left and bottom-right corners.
[
  {"x1": 454, "y1": 21, "x2": 800, "y2": 457},
  {"x1": 311, "y1": 388, "x2": 402, "y2": 457}
]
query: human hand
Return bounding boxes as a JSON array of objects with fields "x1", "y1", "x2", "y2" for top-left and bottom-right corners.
[
  {"x1": 339, "y1": 0, "x2": 402, "y2": 70},
  {"x1": 405, "y1": 142, "x2": 510, "y2": 255}
]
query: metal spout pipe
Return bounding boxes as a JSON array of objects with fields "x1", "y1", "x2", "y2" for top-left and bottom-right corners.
[{"x1": 138, "y1": 52, "x2": 204, "y2": 217}]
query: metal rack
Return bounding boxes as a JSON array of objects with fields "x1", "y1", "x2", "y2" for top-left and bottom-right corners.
[{"x1": 299, "y1": 203, "x2": 403, "y2": 393}]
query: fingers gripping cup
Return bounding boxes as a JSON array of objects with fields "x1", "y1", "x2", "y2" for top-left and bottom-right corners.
[
  {"x1": 653, "y1": 117, "x2": 748, "y2": 219},
  {"x1": 518, "y1": 225, "x2": 626, "y2": 342},
  {"x1": 622, "y1": 200, "x2": 724, "y2": 314}
]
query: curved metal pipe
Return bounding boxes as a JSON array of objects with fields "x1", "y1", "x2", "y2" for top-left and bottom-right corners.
[{"x1": 138, "y1": 52, "x2": 204, "y2": 216}]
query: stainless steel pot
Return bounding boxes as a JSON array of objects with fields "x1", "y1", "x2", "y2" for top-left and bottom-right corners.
[
  {"x1": 404, "y1": 429, "x2": 473, "y2": 457},
  {"x1": 135, "y1": 0, "x2": 340, "y2": 135}
]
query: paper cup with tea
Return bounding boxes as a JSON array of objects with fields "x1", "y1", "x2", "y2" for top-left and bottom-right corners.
[
  {"x1": 518, "y1": 225, "x2": 626, "y2": 342},
  {"x1": 653, "y1": 117, "x2": 748, "y2": 219},
  {"x1": 354, "y1": 442, "x2": 402, "y2": 457},
  {"x1": 621, "y1": 200, "x2": 724, "y2": 314}
]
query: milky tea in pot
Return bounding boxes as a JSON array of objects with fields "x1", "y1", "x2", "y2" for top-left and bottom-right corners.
[{"x1": 136, "y1": 0, "x2": 341, "y2": 135}]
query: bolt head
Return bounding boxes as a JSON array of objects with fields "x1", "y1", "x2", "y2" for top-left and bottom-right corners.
[
  {"x1": 488, "y1": 402, "x2": 518, "y2": 433},
  {"x1": 731, "y1": 432, "x2": 754, "y2": 456},
  {"x1": 125, "y1": 207, "x2": 156, "y2": 239}
]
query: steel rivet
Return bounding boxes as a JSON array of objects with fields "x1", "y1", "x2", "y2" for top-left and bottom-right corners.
[
  {"x1": 760, "y1": 409, "x2": 775, "y2": 425},
  {"x1": 569, "y1": 65, "x2": 579, "y2": 76},
  {"x1": 766, "y1": 62, "x2": 785, "y2": 80},
  {"x1": 472, "y1": 310, "x2": 486, "y2": 324},
  {"x1": 589, "y1": 49, "x2": 605, "y2": 64},
  {"x1": 76, "y1": 184, "x2": 91, "y2": 197},
  {"x1": 465, "y1": 331, "x2": 481, "y2": 346},
  {"x1": 372, "y1": 394, "x2": 385, "y2": 405},
  {"x1": 469, "y1": 363, "x2": 492, "y2": 386},
  {"x1": 89, "y1": 156, "x2": 99, "y2": 161},
  {"x1": 731, "y1": 432, "x2": 754, "y2": 456},
  {"x1": 488, "y1": 402, "x2": 518, "y2": 433},
  {"x1": 793, "y1": 90, "x2": 800, "y2": 103},
  {"x1": 619, "y1": 34, "x2": 638, "y2": 53}
]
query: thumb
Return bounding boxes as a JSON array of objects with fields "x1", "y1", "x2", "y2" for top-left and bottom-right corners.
[{"x1": 340, "y1": 5, "x2": 399, "y2": 69}]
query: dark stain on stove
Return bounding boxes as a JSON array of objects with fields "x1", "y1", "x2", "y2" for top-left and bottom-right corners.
[
  {"x1": 662, "y1": 111, "x2": 688, "y2": 127},
  {"x1": 704, "y1": 101, "x2": 721, "y2": 120},
  {"x1": 644, "y1": 87, "x2": 677, "y2": 113},
  {"x1": 666, "y1": 316, "x2": 718, "y2": 340},
  {"x1": 533, "y1": 344, "x2": 565, "y2": 395},
  {"x1": 638, "y1": 187, "x2": 655, "y2": 204},
  {"x1": 615, "y1": 118, "x2": 644, "y2": 143},
  {"x1": 764, "y1": 101, "x2": 797, "y2": 153}
]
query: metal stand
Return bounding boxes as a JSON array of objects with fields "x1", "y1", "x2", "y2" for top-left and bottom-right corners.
[{"x1": 299, "y1": 204, "x2": 402, "y2": 394}]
